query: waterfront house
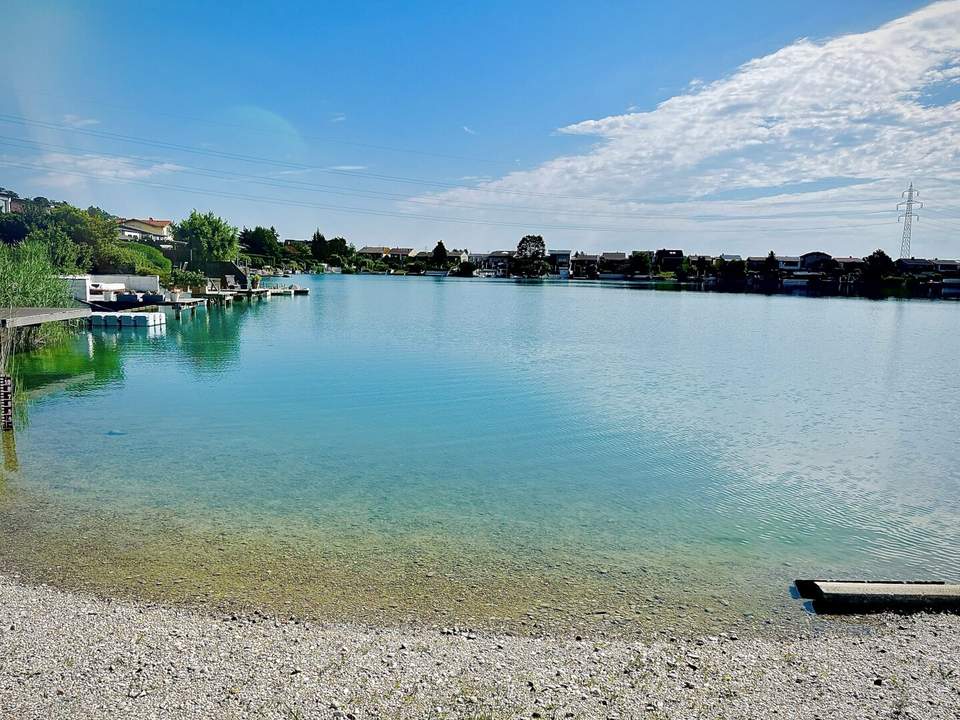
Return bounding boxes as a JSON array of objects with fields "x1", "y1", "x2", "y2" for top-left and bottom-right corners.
[
  {"x1": 570, "y1": 252, "x2": 599, "y2": 278},
  {"x1": 119, "y1": 218, "x2": 174, "y2": 243},
  {"x1": 599, "y1": 252, "x2": 627, "y2": 272},
  {"x1": 357, "y1": 246, "x2": 390, "y2": 260},
  {"x1": 486, "y1": 250, "x2": 515, "y2": 277},
  {"x1": 468, "y1": 251, "x2": 490, "y2": 267},
  {"x1": 547, "y1": 250, "x2": 572, "y2": 278},
  {"x1": 717, "y1": 254, "x2": 742, "y2": 263},
  {"x1": 387, "y1": 247, "x2": 414, "y2": 263},
  {"x1": 746, "y1": 256, "x2": 768, "y2": 271},
  {"x1": 800, "y1": 251, "x2": 833, "y2": 271},
  {"x1": 834, "y1": 257, "x2": 864, "y2": 273},
  {"x1": 654, "y1": 249, "x2": 684, "y2": 272},
  {"x1": 895, "y1": 257, "x2": 936, "y2": 274},
  {"x1": 447, "y1": 248, "x2": 469, "y2": 264},
  {"x1": 932, "y1": 259, "x2": 960, "y2": 276},
  {"x1": 776, "y1": 256, "x2": 801, "y2": 272}
]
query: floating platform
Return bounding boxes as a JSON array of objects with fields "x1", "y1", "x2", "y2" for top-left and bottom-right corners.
[
  {"x1": 795, "y1": 579, "x2": 960, "y2": 613},
  {"x1": 89, "y1": 312, "x2": 167, "y2": 328}
]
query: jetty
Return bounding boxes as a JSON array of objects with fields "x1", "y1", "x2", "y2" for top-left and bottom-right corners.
[
  {"x1": 0, "y1": 307, "x2": 92, "y2": 329},
  {"x1": 795, "y1": 579, "x2": 960, "y2": 613}
]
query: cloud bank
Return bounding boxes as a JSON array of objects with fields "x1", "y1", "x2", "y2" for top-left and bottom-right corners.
[{"x1": 408, "y1": 1, "x2": 960, "y2": 256}]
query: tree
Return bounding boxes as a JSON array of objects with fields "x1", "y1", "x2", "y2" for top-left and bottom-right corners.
[
  {"x1": 763, "y1": 250, "x2": 779, "y2": 275},
  {"x1": 627, "y1": 251, "x2": 652, "y2": 276},
  {"x1": 25, "y1": 226, "x2": 83, "y2": 271},
  {"x1": 862, "y1": 248, "x2": 896, "y2": 284},
  {"x1": 327, "y1": 236, "x2": 352, "y2": 260},
  {"x1": 451, "y1": 261, "x2": 477, "y2": 277},
  {"x1": 174, "y1": 210, "x2": 239, "y2": 265},
  {"x1": 0, "y1": 213, "x2": 30, "y2": 245},
  {"x1": 515, "y1": 235, "x2": 547, "y2": 277},
  {"x1": 432, "y1": 240, "x2": 448, "y2": 268},
  {"x1": 310, "y1": 230, "x2": 329, "y2": 261},
  {"x1": 239, "y1": 225, "x2": 281, "y2": 266},
  {"x1": 695, "y1": 255, "x2": 709, "y2": 278}
]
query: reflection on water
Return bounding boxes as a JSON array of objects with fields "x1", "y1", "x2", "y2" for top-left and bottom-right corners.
[{"x1": 1, "y1": 277, "x2": 959, "y2": 633}]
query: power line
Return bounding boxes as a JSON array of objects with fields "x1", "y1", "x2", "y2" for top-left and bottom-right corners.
[
  {"x1": 0, "y1": 112, "x2": 919, "y2": 211},
  {"x1": 0, "y1": 135, "x2": 903, "y2": 224},
  {"x1": 0, "y1": 158, "x2": 894, "y2": 235}
]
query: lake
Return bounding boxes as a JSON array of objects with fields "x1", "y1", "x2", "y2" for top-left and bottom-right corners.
[{"x1": 1, "y1": 275, "x2": 958, "y2": 634}]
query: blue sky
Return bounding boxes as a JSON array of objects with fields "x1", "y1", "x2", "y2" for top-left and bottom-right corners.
[{"x1": 1, "y1": 0, "x2": 959, "y2": 257}]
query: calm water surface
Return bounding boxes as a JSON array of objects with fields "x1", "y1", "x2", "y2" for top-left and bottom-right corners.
[{"x1": 1, "y1": 275, "x2": 958, "y2": 633}]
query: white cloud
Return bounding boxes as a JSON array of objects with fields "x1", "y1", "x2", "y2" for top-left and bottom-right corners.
[
  {"x1": 32, "y1": 152, "x2": 182, "y2": 188},
  {"x1": 62, "y1": 114, "x2": 100, "y2": 128},
  {"x1": 405, "y1": 1, "x2": 960, "y2": 256},
  {"x1": 330, "y1": 112, "x2": 347, "y2": 123},
  {"x1": 326, "y1": 165, "x2": 367, "y2": 171},
  {"x1": 462, "y1": 125, "x2": 477, "y2": 135}
]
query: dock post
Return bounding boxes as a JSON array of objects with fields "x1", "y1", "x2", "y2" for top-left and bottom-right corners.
[{"x1": 1, "y1": 374, "x2": 13, "y2": 431}]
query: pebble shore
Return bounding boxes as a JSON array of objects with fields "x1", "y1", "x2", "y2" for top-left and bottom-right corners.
[{"x1": 1, "y1": 575, "x2": 958, "y2": 719}]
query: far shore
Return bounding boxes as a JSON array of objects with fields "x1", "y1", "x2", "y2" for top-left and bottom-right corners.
[{"x1": 1, "y1": 574, "x2": 958, "y2": 719}]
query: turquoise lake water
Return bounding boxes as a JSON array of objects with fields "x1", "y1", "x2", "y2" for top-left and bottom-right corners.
[{"x1": 2, "y1": 275, "x2": 959, "y2": 631}]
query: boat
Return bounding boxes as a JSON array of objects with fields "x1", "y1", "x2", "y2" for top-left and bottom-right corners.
[{"x1": 795, "y1": 579, "x2": 960, "y2": 613}]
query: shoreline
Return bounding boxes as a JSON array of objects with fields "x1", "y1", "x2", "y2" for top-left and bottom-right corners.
[{"x1": 2, "y1": 575, "x2": 958, "y2": 718}]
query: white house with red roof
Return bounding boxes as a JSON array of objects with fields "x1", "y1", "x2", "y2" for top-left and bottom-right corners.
[{"x1": 118, "y1": 217, "x2": 174, "y2": 244}]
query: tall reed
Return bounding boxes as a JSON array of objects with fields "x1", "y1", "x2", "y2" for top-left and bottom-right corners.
[{"x1": 0, "y1": 240, "x2": 74, "y2": 371}]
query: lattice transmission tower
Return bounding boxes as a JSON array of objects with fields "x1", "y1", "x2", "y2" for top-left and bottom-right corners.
[{"x1": 897, "y1": 182, "x2": 922, "y2": 259}]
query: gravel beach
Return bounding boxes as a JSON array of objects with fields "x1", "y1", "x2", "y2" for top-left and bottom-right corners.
[{"x1": 1, "y1": 575, "x2": 958, "y2": 719}]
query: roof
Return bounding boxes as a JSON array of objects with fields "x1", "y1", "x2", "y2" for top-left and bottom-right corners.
[
  {"x1": 933, "y1": 258, "x2": 960, "y2": 266},
  {"x1": 834, "y1": 256, "x2": 863, "y2": 263},
  {"x1": 357, "y1": 245, "x2": 390, "y2": 254},
  {"x1": 121, "y1": 217, "x2": 172, "y2": 228},
  {"x1": 800, "y1": 250, "x2": 832, "y2": 258},
  {"x1": 572, "y1": 253, "x2": 599, "y2": 261},
  {"x1": 489, "y1": 250, "x2": 515, "y2": 257},
  {"x1": 776, "y1": 256, "x2": 801, "y2": 262},
  {"x1": 718, "y1": 254, "x2": 742, "y2": 261},
  {"x1": 601, "y1": 252, "x2": 627, "y2": 261},
  {"x1": 388, "y1": 247, "x2": 413, "y2": 254},
  {"x1": 548, "y1": 249, "x2": 572, "y2": 255}
]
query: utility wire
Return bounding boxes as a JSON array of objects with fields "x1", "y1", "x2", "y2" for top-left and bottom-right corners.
[{"x1": 0, "y1": 158, "x2": 895, "y2": 235}]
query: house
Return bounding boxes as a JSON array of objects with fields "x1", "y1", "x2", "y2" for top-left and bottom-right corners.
[
  {"x1": 283, "y1": 238, "x2": 311, "y2": 246},
  {"x1": 932, "y1": 259, "x2": 960, "y2": 275},
  {"x1": 387, "y1": 247, "x2": 414, "y2": 262},
  {"x1": 717, "y1": 254, "x2": 742, "y2": 262},
  {"x1": 447, "y1": 248, "x2": 469, "y2": 264},
  {"x1": 547, "y1": 250, "x2": 571, "y2": 278},
  {"x1": 895, "y1": 257, "x2": 935, "y2": 274},
  {"x1": 0, "y1": 191, "x2": 12, "y2": 214},
  {"x1": 746, "y1": 256, "x2": 768, "y2": 271},
  {"x1": 687, "y1": 254, "x2": 714, "y2": 270},
  {"x1": 776, "y1": 256, "x2": 801, "y2": 272},
  {"x1": 357, "y1": 246, "x2": 390, "y2": 259},
  {"x1": 119, "y1": 218, "x2": 174, "y2": 243},
  {"x1": 800, "y1": 251, "x2": 833, "y2": 271},
  {"x1": 654, "y1": 249, "x2": 684, "y2": 272},
  {"x1": 570, "y1": 253, "x2": 599, "y2": 278},
  {"x1": 486, "y1": 250, "x2": 515, "y2": 277},
  {"x1": 834, "y1": 257, "x2": 864, "y2": 272},
  {"x1": 468, "y1": 251, "x2": 490, "y2": 267}
]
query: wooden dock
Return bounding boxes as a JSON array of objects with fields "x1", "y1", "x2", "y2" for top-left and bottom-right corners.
[
  {"x1": 0, "y1": 307, "x2": 91, "y2": 329},
  {"x1": 795, "y1": 579, "x2": 960, "y2": 613}
]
